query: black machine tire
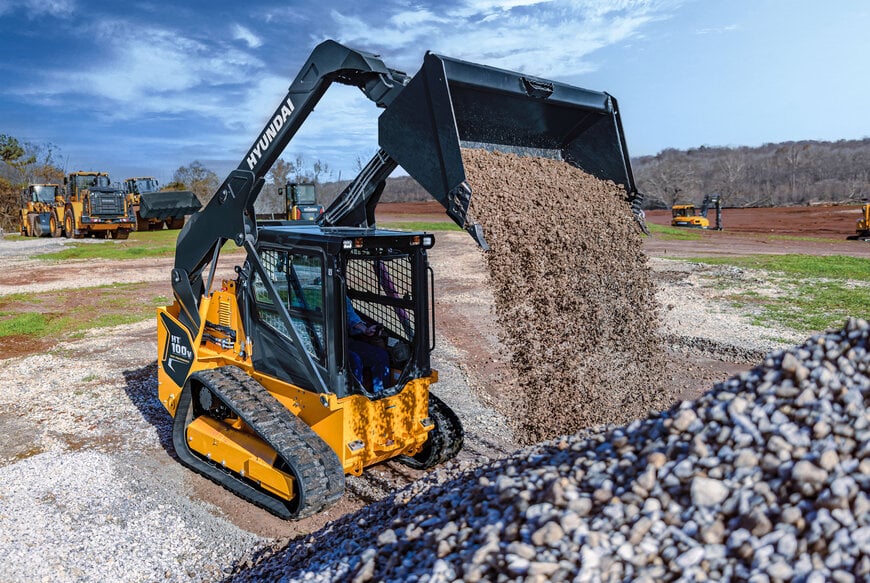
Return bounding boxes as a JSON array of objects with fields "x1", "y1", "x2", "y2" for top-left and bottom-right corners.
[
  {"x1": 396, "y1": 393, "x2": 464, "y2": 470},
  {"x1": 165, "y1": 217, "x2": 185, "y2": 230},
  {"x1": 173, "y1": 366, "x2": 345, "y2": 519},
  {"x1": 135, "y1": 217, "x2": 150, "y2": 232},
  {"x1": 64, "y1": 210, "x2": 75, "y2": 239},
  {"x1": 112, "y1": 228, "x2": 130, "y2": 240},
  {"x1": 50, "y1": 214, "x2": 61, "y2": 238}
]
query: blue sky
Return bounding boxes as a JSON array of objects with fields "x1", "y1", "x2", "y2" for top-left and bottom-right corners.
[{"x1": 1, "y1": 0, "x2": 868, "y2": 185}]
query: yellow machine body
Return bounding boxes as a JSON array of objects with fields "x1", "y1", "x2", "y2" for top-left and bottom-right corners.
[
  {"x1": 857, "y1": 204, "x2": 870, "y2": 238},
  {"x1": 19, "y1": 184, "x2": 64, "y2": 237},
  {"x1": 61, "y1": 171, "x2": 135, "y2": 239},
  {"x1": 671, "y1": 204, "x2": 711, "y2": 229},
  {"x1": 157, "y1": 280, "x2": 435, "y2": 500}
]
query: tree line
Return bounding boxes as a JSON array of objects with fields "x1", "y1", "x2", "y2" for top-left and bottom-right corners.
[
  {"x1": 633, "y1": 138, "x2": 870, "y2": 209},
  {"x1": 5, "y1": 132, "x2": 869, "y2": 231}
]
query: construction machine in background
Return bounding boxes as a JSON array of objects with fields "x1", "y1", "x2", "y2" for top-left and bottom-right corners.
[
  {"x1": 63, "y1": 171, "x2": 135, "y2": 239},
  {"x1": 280, "y1": 181, "x2": 324, "y2": 220},
  {"x1": 847, "y1": 203, "x2": 870, "y2": 241},
  {"x1": 124, "y1": 177, "x2": 202, "y2": 231},
  {"x1": 19, "y1": 183, "x2": 64, "y2": 237},
  {"x1": 671, "y1": 194, "x2": 722, "y2": 230},
  {"x1": 157, "y1": 40, "x2": 644, "y2": 518}
]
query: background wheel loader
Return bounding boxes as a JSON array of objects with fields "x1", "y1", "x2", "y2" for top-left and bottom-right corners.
[
  {"x1": 63, "y1": 171, "x2": 135, "y2": 239},
  {"x1": 157, "y1": 40, "x2": 644, "y2": 519},
  {"x1": 124, "y1": 177, "x2": 201, "y2": 231},
  {"x1": 19, "y1": 183, "x2": 63, "y2": 237}
]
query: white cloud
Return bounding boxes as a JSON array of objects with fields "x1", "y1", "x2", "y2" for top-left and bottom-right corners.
[
  {"x1": 695, "y1": 23, "x2": 738, "y2": 35},
  {"x1": 329, "y1": 0, "x2": 680, "y2": 79},
  {"x1": 232, "y1": 23, "x2": 263, "y2": 48},
  {"x1": 39, "y1": 19, "x2": 265, "y2": 126}
]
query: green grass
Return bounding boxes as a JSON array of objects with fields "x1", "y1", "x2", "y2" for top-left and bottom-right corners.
[
  {"x1": 689, "y1": 254, "x2": 870, "y2": 333},
  {"x1": 36, "y1": 229, "x2": 180, "y2": 261},
  {"x1": 379, "y1": 221, "x2": 462, "y2": 232},
  {"x1": 647, "y1": 223, "x2": 705, "y2": 241},
  {"x1": 0, "y1": 283, "x2": 167, "y2": 340},
  {"x1": 0, "y1": 312, "x2": 54, "y2": 336},
  {"x1": 768, "y1": 234, "x2": 843, "y2": 243},
  {"x1": 691, "y1": 254, "x2": 870, "y2": 280}
]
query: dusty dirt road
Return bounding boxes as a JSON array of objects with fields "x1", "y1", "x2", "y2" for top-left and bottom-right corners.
[{"x1": 0, "y1": 203, "x2": 867, "y2": 580}]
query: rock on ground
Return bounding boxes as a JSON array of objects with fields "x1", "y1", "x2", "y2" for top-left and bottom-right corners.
[{"x1": 227, "y1": 318, "x2": 870, "y2": 582}]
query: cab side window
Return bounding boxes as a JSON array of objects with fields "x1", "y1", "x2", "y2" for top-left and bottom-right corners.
[{"x1": 253, "y1": 248, "x2": 326, "y2": 364}]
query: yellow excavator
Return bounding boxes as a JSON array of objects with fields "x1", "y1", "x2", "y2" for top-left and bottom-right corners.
[
  {"x1": 156, "y1": 40, "x2": 644, "y2": 518},
  {"x1": 849, "y1": 203, "x2": 870, "y2": 241},
  {"x1": 671, "y1": 194, "x2": 722, "y2": 230}
]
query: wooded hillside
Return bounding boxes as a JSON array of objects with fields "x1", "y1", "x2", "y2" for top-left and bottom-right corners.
[
  {"x1": 633, "y1": 139, "x2": 870, "y2": 209},
  {"x1": 316, "y1": 139, "x2": 870, "y2": 211}
]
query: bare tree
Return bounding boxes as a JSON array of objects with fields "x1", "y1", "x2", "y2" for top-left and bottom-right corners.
[{"x1": 172, "y1": 161, "x2": 220, "y2": 204}]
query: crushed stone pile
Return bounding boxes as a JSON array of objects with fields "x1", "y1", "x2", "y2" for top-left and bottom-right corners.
[
  {"x1": 228, "y1": 318, "x2": 870, "y2": 582},
  {"x1": 462, "y1": 149, "x2": 671, "y2": 444}
]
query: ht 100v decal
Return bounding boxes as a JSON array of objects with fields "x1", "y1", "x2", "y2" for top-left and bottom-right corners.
[{"x1": 160, "y1": 313, "x2": 194, "y2": 386}]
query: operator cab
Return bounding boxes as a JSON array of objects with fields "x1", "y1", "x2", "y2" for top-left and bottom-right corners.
[
  {"x1": 242, "y1": 223, "x2": 435, "y2": 399},
  {"x1": 672, "y1": 204, "x2": 697, "y2": 218},
  {"x1": 30, "y1": 184, "x2": 59, "y2": 203}
]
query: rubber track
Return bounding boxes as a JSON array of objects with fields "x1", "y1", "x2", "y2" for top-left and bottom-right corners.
[
  {"x1": 397, "y1": 393, "x2": 464, "y2": 469},
  {"x1": 173, "y1": 366, "x2": 345, "y2": 519}
]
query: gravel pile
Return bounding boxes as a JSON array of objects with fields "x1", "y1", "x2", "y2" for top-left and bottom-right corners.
[
  {"x1": 463, "y1": 149, "x2": 671, "y2": 444},
  {"x1": 228, "y1": 318, "x2": 870, "y2": 582}
]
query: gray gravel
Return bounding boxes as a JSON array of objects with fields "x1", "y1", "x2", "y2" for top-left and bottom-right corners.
[
  {"x1": 0, "y1": 451, "x2": 259, "y2": 582},
  {"x1": 0, "y1": 321, "x2": 262, "y2": 582},
  {"x1": 228, "y1": 318, "x2": 870, "y2": 582}
]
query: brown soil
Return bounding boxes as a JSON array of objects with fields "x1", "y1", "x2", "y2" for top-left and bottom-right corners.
[
  {"x1": 646, "y1": 204, "x2": 865, "y2": 238},
  {"x1": 462, "y1": 150, "x2": 671, "y2": 444}
]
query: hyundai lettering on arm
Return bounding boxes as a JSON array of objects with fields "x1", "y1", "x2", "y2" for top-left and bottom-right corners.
[{"x1": 246, "y1": 97, "x2": 296, "y2": 170}]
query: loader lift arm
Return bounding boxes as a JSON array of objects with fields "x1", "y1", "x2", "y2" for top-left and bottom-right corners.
[
  {"x1": 171, "y1": 40, "x2": 409, "y2": 336},
  {"x1": 173, "y1": 40, "x2": 646, "y2": 336}
]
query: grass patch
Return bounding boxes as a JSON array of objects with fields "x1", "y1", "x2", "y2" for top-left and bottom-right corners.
[
  {"x1": 769, "y1": 234, "x2": 843, "y2": 243},
  {"x1": 691, "y1": 254, "x2": 870, "y2": 280},
  {"x1": 690, "y1": 254, "x2": 870, "y2": 333},
  {"x1": 36, "y1": 229, "x2": 180, "y2": 261},
  {"x1": 729, "y1": 280, "x2": 868, "y2": 333},
  {"x1": 647, "y1": 223, "x2": 705, "y2": 241},
  {"x1": 0, "y1": 283, "x2": 167, "y2": 344},
  {"x1": 0, "y1": 312, "x2": 53, "y2": 336},
  {"x1": 379, "y1": 221, "x2": 462, "y2": 232}
]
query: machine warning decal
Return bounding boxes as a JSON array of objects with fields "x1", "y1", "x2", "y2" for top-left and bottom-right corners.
[{"x1": 160, "y1": 313, "x2": 194, "y2": 386}]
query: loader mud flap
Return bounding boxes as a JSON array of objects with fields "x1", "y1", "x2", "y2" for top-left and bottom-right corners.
[
  {"x1": 172, "y1": 366, "x2": 344, "y2": 519},
  {"x1": 139, "y1": 190, "x2": 201, "y2": 220},
  {"x1": 396, "y1": 394, "x2": 463, "y2": 469},
  {"x1": 379, "y1": 52, "x2": 643, "y2": 245}
]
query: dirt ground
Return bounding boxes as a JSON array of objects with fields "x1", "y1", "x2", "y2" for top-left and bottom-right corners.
[{"x1": 0, "y1": 202, "x2": 868, "y2": 545}]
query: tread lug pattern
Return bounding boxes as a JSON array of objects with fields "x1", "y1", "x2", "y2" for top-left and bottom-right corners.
[{"x1": 173, "y1": 366, "x2": 345, "y2": 519}]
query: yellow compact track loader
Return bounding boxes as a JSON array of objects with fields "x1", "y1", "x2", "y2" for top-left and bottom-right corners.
[{"x1": 157, "y1": 40, "x2": 645, "y2": 518}]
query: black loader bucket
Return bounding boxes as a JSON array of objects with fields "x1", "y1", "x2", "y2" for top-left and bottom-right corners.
[
  {"x1": 379, "y1": 52, "x2": 643, "y2": 247},
  {"x1": 139, "y1": 190, "x2": 202, "y2": 220}
]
